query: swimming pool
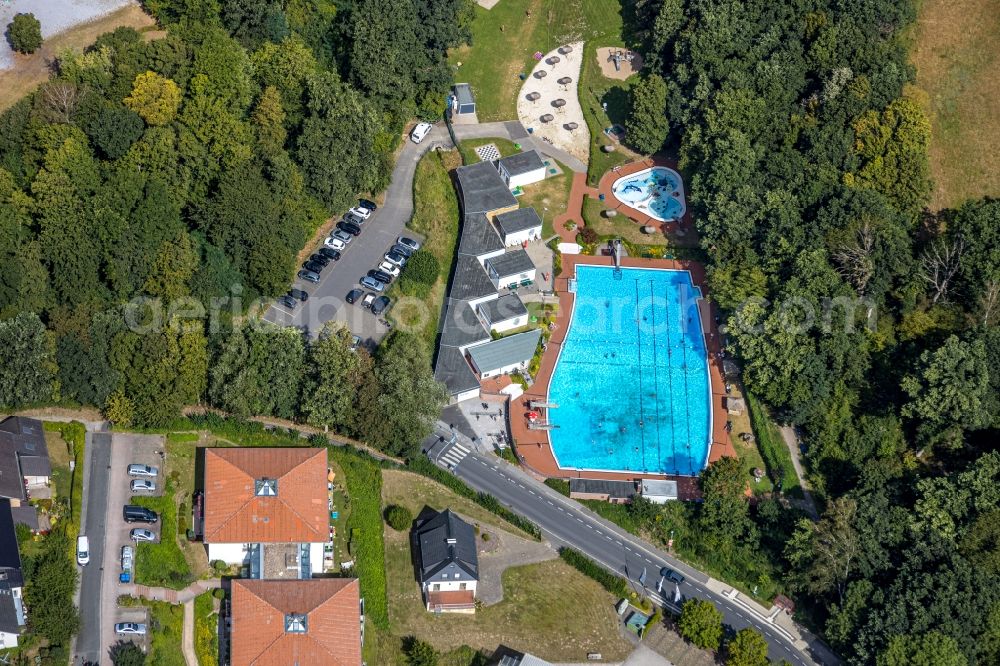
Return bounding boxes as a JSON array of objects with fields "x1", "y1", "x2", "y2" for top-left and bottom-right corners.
[
  {"x1": 547, "y1": 265, "x2": 711, "y2": 475},
  {"x1": 611, "y1": 167, "x2": 686, "y2": 222}
]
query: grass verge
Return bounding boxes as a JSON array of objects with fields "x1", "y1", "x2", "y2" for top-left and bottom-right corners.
[
  {"x1": 132, "y1": 483, "x2": 194, "y2": 589},
  {"x1": 518, "y1": 163, "x2": 574, "y2": 239},
  {"x1": 745, "y1": 391, "x2": 800, "y2": 497},
  {"x1": 148, "y1": 601, "x2": 186, "y2": 666},
  {"x1": 43, "y1": 421, "x2": 86, "y2": 562},
  {"x1": 910, "y1": 0, "x2": 1000, "y2": 208},
  {"x1": 458, "y1": 137, "x2": 522, "y2": 165},
  {"x1": 579, "y1": 40, "x2": 635, "y2": 184},
  {"x1": 388, "y1": 149, "x2": 462, "y2": 349},
  {"x1": 193, "y1": 592, "x2": 219, "y2": 666}
]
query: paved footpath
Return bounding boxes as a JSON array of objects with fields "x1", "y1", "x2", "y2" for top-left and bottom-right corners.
[
  {"x1": 121, "y1": 578, "x2": 222, "y2": 604},
  {"x1": 182, "y1": 600, "x2": 197, "y2": 666}
]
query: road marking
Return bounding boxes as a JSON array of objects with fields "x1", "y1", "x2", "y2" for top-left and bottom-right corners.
[{"x1": 546, "y1": 501, "x2": 554, "y2": 506}]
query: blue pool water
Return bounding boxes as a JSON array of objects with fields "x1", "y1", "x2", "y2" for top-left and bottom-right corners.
[
  {"x1": 611, "y1": 167, "x2": 687, "y2": 222},
  {"x1": 548, "y1": 266, "x2": 711, "y2": 475}
]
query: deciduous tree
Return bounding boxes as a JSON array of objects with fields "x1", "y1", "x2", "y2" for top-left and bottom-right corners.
[
  {"x1": 7, "y1": 13, "x2": 42, "y2": 53},
  {"x1": 725, "y1": 628, "x2": 769, "y2": 666},
  {"x1": 678, "y1": 598, "x2": 723, "y2": 650},
  {"x1": 625, "y1": 74, "x2": 670, "y2": 154},
  {"x1": 124, "y1": 71, "x2": 182, "y2": 126}
]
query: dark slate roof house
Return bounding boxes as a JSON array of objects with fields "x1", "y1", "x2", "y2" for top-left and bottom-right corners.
[
  {"x1": 415, "y1": 509, "x2": 478, "y2": 583},
  {"x1": 494, "y1": 207, "x2": 543, "y2": 240},
  {"x1": 0, "y1": 499, "x2": 26, "y2": 643},
  {"x1": 460, "y1": 213, "x2": 506, "y2": 259},
  {"x1": 0, "y1": 417, "x2": 51, "y2": 485},
  {"x1": 455, "y1": 161, "x2": 517, "y2": 215}
]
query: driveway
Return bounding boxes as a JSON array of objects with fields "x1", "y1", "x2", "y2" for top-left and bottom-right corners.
[
  {"x1": 76, "y1": 430, "x2": 111, "y2": 665},
  {"x1": 262, "y1": 125, "x2": 451, "y2": 343},
  {"x1": 98, "y1": 433, "x2": 165, "y2": 665}
]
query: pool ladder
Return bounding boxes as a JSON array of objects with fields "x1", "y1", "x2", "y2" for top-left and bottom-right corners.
[{"x1": 610, "y1": 238, "x2": 623, "y2": 279}]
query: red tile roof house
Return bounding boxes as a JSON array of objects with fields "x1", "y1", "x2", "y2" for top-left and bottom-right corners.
[
  {"x1": 230, "y1": 578, "x2": 363, "y2": 666},
  {"x1": 203, "y1": 448, "x2": 329, "y2": 578}
]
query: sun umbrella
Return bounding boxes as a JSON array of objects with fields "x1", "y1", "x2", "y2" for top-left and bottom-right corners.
[
  {"x1": 526, "y1": 92, "x2": 541, "y2": 101},
  {"x1": 559, "y1": 45, "x2": 574, "y2": 55},
  {"x1": 564, "y1": 122, "x2": 579, "y2": 131},
  {"x1": 540, "y1": 114, "x2": 554, "y2": 123},
  {"x1": 546, "y1": 56, "x2": 561, "y2": 65},
  {"x1": 557, "y1": 76, "x2": 572, "y2": 85},
  {"x1": 534, "y1": 70, "x2": 547, "y2": 79},
  {"x1": 552, "y1": 99, "x2": 566, "y2": 107}
]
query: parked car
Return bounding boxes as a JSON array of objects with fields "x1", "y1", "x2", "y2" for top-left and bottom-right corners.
[
  {"x1": 358, "y1": 198, "x2": 377, "y2": 212},
  {"x1": 278, "y1": 294, "x2": 297, "y2": 309},
  {"x1": 127, "y1": 464, "x2": 158, "y2": 478},
  {"x1": 123, "y1": 505, "x2": 158, "y2": 524},
  {"x1": 348, "y1": 206, "x2": 372, "y2": 220},
  {"x1": 121, "y1": 545, "x2": 134, "y2": 571},
  {"x1": 661, "y1": 567, "x2": 685, "y2": 585},
  {"x1": 362, "y1": 293, "x2": 375, "y2": 309},
  {"x1": 289, "y1": 288, "x2": 309, "y2": 302},
  {"x1": 318, "y1": 248, "x2": 341, "y2": 262},
  {"x1": 76, "y1": 536, "x2": 89, "y2": 566},
  {"x1": 397, "y1": 236, "x2": 421, "y2": 252},
  {"x1": 303, "y1": 260, "x2": 326, "y2": 274},
  {"x1": 377, "y1": 261, "x2": 400, "y2": 278},
  {"x1": 350, "y1": 335, "x2": 361, "y2": 350},
  {"x1": 332, "y1": 229, "x2": 353, "y2": 244},
  {"x1": 391, "y1": 242, "x2": 414, "y2": 258},
  {"x1": 298, "y1": 269, "x2": 321, "y2": 283},
  {"x1": 346, "y1": 288, "x2": 364, "y2": 305},
  {"x1": 371, "y1": 296, "x2": 391, "y2": 316},
  {"x1": 324, "y1": 236, "x2": 347, "y2": 251},
  {"x1": 309, "y1": 253, "x2": 331, "y2": 267},
  {"x1": 130, "y1": 479, "x2": 156, "y2": 492},
  {"x1": 384, "y1": 251, "x2": 407, "y2": 267},
  {"x1": 130, "y1": 528, "x2": 156, "y2": 542},
  {"x1": 410, "y1": 122, "x2": 432, "y2": 144},
  {"x1": 360, "y1": 276, "x2": 385, "y2": 292},
  {"x1": 115, "y1": 622, "x2": 147, "y2": 635},
  {"x1": 344, "y1": 211, "x2": 366, "y2": 226},
  {"x1": 369, "y1": 269, "x2": 394, "y2": 285},
  {"x1": 337, "y1": 220, "x2": 362, "y2": 237}
]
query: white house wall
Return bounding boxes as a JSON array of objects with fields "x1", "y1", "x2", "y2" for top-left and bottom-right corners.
[
  {"x1": 477, "y1": 360, "x2": 530, "y2": 378},
  {"x1": 310, "y1": 542, "x2": 325, "y2": 574},
  {"x1": 0, "y1": 631, "x2": 17, "y2": 649},
  {"x1": 508, "y1": 169, "x2": 547, "y2": 189},
  {"x1": 502, "y1": 228, "x2": 542, "y2": 246},
  {"x1": 423, "y1": 580, "x2": 478, "y2": 594},
  {"x1": 491, "y1": 316, "x2": 527, "y2": 333}
]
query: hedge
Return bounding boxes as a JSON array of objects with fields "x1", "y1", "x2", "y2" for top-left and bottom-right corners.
[
  {"x1": 407, "y1": 456, "x2": 541, "y2": 540},
  {"x1": 558, "y1": 547, "x2": 629, "y2": 597},
  {"x1": 193, "y1": 592, "x2": 218, "y2": 666},
  {"x1": 329, "y1": 447, "x2": 389, "y2": 629}
]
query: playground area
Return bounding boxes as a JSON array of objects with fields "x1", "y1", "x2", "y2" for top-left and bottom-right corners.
[
  {"x1": 517, "y1": 42, "x2": 590, "y2": 162},
  {"x1": 595, "y1": 46, "x2": 643, "y2": 80}
]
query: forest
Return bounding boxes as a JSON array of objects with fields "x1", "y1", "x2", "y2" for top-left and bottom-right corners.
[
  {"x1": 629, "y1": 0, "x2": 1000, "y2": 663},
  {"x1": 0, "y1": 0, "x2": 471, "y2": 453}
]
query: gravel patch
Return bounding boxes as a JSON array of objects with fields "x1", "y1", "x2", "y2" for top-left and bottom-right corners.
[
  {"x1": 517, "y1": 41, "x2": 589, "y2": 162},
  {"x1": 1, "y1": 0, "x2": 135, "y2": 70}
]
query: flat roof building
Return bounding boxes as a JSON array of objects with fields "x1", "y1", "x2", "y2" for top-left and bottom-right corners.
[{"x1": 467, "y1": 329, "x2": 541, "y2": 378}]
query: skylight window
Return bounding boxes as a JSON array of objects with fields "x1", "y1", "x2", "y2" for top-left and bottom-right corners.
[
  {"x1": 285, "y1": 613, "x2": 308, "y2": 633},
  {"x1": 255, "y1": 478, "x2": 278, "y2": 496}
]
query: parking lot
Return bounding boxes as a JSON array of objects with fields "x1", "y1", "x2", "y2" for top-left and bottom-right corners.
[
  {"x1": 262, "y1": 124, "x2": 449, "y2": 344},
  {"x1": 99, "y1": 433, "x2": 165, "y2": 658}
]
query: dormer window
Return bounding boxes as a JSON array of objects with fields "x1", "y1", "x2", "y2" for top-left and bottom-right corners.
[
  {"x1": 285, "y1": 613, "x2": 307, "y2": 633},
  {"x1": 255, "y1": 478, "x2": 278, "y2": 496}
]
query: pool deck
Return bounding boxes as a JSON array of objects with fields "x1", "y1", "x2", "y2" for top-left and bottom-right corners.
[{"x1": 509, "y1": 254, "x2": 736, "y2": 486}]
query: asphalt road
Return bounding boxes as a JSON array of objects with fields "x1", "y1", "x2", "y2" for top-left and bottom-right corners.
[
  {"x1": 426, "y1": 434, "x2": 837, "y2": 666},
  {"x1": 262, "y1": 125, "x2": 450, "y2": 343},
  {"x1": 76, "y1": 431, "x2": 111, "y2": 665}
]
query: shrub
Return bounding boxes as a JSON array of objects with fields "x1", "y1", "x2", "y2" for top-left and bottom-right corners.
[
  {"x1": 481, "y1": 532, "x2": 490, "y2": 542},
  {"x1": 544, "y1": 478, "x2": 570, "y2": 496},
  {"x1": 194, "y1": 592, "x2": 219, "y2": 666},
  {"x1": 110, "y1": 641, "x2": 146, "y2": 666},
  {"x1": 404, "y1": 637, "x2": 439, "y2": 666},
  {"x1": 579, "y1": 226, "x2": 599, "y2": 244},
  {"x1": 212, "y1": 588, "x2": 225, "y2": 600},
  {"x1": 558, "y1": 547, "x2": 628, "y2": 597},
  {"x1": 384, "y1": 504, "x2": 413, "y2": 531},
  {"x1": 7, "y1": 13, "x2": 42, "y2": 54},
  {"x1": 403, "y1": 250, "x2": 439, "y2": 286}
]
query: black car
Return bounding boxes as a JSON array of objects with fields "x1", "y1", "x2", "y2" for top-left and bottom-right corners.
[
  {"x1": 661, "y1": 567, "x2": 685, "y2": 585},
  {"x1": 344, "y1": 212, "x2": 366, "y2": 226},
  {"x1": 346, "y1": 288, "x2": 364, "y2": 304},
  {"x1": 318, "y1": 247, "x2": 341, "y2": 262},
  {"x1": 298, "y1": 269, "x2": 321, "y2": 283},
  {"x1": 370, "y1": 295, "x2": 391, "y2": 315},
  {"x1": 358, "y1": 198, "x2": 377, "y2": 212},
  {"x1": 391, "y1": 243, "x2": 413, "y2": 258},
  {"x1": 123, "y1": 505, "x2": 158, "y2": 524},
  {"x1": 368, "y1": 269, "x2": 394, "y2": 284},
  {"x1": 278, "y1": 294, "x2": 297, "y2": 309},
  {"x1": 309, "y1": 253, "x2": 330, "y2": 267},
  {"x1": 303, "y1": 260, "x2": 325, "y2": 274},
  {"x1": 289, "y1": 289, "x2": 308, "y2": 302},
  {"x1": 338, "y1": 220, "x2": 362, "y2": 236}
]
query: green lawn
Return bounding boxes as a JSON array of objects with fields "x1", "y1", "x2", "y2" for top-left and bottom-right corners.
[
  {"x1": 148, "y1": 601, "x2": 186, "y2": 666},
  {"x1": 449, "y1": 0, "x2": 628, "y2": 122},
  {"x1": 458, "y1": 137, "x2": 523, "y2": 165},
  {"x1": 517, "y1": 163, "x2": 574, "y2": 240},
  {"x1": 42, "y1": 421, "x2": 86, "y2": 561},
  {"x1": 388, "y1": 148, "x2": 462, "y2": 350},
  {"x1": 132, "y1": 483, "x2": 195, "y2": 589},
  {"x1": 579, "y1": 41, "x2": 635, "y2": 184},
  {"x1": 193, "y1": 592, "x2": 219, "y2": 666},
  {"x1": 745, "y1": 392, "x2": 802, "y2": 497}
]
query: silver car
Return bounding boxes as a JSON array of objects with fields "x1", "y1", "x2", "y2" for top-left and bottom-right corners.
[
  {"x1": 130, "y1": 479, "x2": 156, "y2": 492},
  {"x1": 130, "y1": 528, "x2": 156, "y2": 542},
  {"x1": 115, "y1": 622, "x2": 147, "y2": 635},
  {"x1": 127, "y1": 463, "x2": 158, "y2": 478}
]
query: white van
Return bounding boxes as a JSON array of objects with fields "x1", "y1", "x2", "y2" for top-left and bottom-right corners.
[
  {"x1": 410, "y1": 122, "x2": 432, "y2": 144},
  {"x1": 76, "y1": 536, "x2": 90, "y2": 566}
]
